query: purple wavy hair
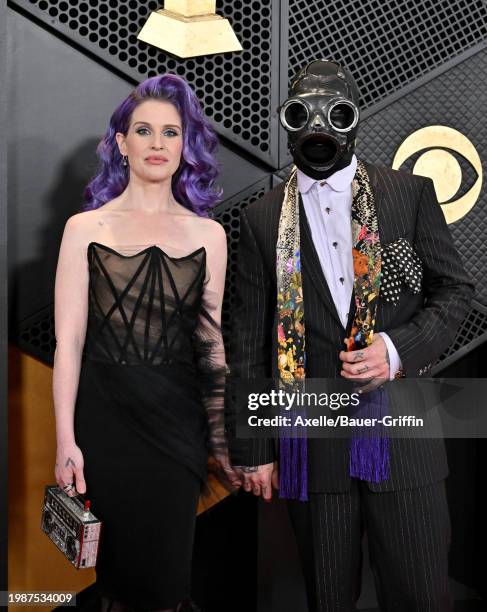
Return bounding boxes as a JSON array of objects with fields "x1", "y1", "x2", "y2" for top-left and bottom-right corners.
[{"x1": 82, "y1": 74, "x2": 222, "y2": 215}]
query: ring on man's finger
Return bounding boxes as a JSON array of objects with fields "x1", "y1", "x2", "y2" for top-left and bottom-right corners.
[{"x1": 63, "y1": 483, "x2": 74, "y2": 491}]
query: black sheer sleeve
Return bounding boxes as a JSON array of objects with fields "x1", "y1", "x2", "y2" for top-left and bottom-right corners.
[{"x1": 192, "y1": 282, "x2": 229, "y2": 458}]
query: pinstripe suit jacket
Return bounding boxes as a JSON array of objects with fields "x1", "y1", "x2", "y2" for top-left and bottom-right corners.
[{"x1": 229, "y1": 160, "x2": 475, "y2": 493}]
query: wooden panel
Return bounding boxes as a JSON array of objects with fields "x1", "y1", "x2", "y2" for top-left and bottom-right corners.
[{"x1": 8, "y1": 345, "x2": 95, "y2": 610}]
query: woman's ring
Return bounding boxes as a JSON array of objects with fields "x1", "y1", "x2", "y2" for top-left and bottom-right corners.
[{"x1": 63, "y1": 483, "x2": 74, "y2": 491}]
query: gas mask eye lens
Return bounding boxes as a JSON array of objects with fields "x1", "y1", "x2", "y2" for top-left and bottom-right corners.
[
  {"x1": 328, "y1": 101, "x2": 358, "y2": 132},
  {"x1": 280, "y1": 99, "x2": 309, "y2": 131}
]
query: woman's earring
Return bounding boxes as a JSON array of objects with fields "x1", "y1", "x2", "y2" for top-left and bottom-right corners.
[{"x1": 122, "y1": 155, "x2": 128, "y2": 167}]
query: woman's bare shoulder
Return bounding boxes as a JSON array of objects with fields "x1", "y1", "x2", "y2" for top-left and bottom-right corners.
[
  {"x1": 193, "y1": 216, "x2": 226, "y2": 239},
  {"x1": 62, "y1": 209, "x2": 106, "y2": 245},
  {"x1": 192, "y1": 217, "x2": 226, "y2": 255}
]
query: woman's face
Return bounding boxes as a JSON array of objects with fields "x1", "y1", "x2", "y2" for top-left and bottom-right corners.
[{"x1": 116, "y1": 99, "x2": 183, "y2": 184}]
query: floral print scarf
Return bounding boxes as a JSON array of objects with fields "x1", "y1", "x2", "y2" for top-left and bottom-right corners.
[{"x1": 277, "y1": 159, "x2": 390, "y2": 501}]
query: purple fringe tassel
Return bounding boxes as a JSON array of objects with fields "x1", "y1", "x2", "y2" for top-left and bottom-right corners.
[
  {"x1": 278, "y1": 387, "x2": 390, "y2": 501},
  {"x1": 279, "y1": 435, "x2": 308, "y2": 501},
  {"x1": 349, "y1": 386, "x2": 390, "y2": 483}
]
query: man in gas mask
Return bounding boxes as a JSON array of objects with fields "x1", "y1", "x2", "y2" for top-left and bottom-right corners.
[{"x1": 229, "y1": 59, "x2": 474, "y2": 611}]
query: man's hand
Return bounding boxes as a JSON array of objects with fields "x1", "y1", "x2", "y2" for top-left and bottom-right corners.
[
  {"x1": 339, "y1": 334, "x2": 389, "y2": 391},
  {"x1": 235, "y1": 461, "x2": 278, "y2": 501}
]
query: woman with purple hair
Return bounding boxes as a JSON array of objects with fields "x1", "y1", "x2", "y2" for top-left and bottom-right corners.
[{"x1": 52, "y1": 74, "x2": 240, "y2": 611}]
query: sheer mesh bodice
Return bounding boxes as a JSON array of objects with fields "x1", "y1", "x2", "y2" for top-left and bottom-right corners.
[{"x1": 85, "y1": 241, "x2": 207, "y2": 368}]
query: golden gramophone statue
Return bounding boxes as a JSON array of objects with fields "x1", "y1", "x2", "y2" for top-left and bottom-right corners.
[{"x1": 138, "y1": 0, "x2": 242, "y2": 58}]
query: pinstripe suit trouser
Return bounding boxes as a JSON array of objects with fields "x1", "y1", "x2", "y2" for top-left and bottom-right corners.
[{"x1": 286, "y1": 479, "x2": 452, "y2": 612}]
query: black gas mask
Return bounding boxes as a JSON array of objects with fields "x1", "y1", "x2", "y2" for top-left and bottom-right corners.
[{"x1": 280, "y1": 59, "x2": 361, "y2": 180}]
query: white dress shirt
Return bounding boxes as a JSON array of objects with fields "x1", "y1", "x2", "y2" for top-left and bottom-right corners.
[{"x1": 297, "y1": 154, "x2": 402, "y2": 379}]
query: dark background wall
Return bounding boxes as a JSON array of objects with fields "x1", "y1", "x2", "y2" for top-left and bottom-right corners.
[{"x1": 5, "y1": 0, "x2": 487, "y2": 610}]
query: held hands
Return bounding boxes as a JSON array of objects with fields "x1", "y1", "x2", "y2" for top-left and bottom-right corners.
[
  {"x1": 339, "y1": 334, "x2": 390, "y2": 392},
  {"x1": 55, "y1": 443, "x2": 86, "y2": 498},
  {"x1": 211, "y1": 449, "x2": 243, "y2": 489},
  {"x1": 235, "y1": 461, "x2": 279, "y2": 501}
]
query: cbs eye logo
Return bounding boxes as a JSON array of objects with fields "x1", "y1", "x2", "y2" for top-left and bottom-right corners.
[{"x1": 392, "y1": 126, "x2": 482, "y2": 224}]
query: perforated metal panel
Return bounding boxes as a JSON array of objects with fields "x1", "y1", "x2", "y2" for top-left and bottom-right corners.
[
  {"x1": 18, "y1": 305, "x2": 55, "y2": 364},
  {"x1": 288, "y1": 0, "x2": 487, "y2": 109},
  {"x1": 357, "y1": 48, "x2": 487, "y2": 305},
  {"x1": 15, "y1": 0, "x2": 277, "y2": 164},
  {"x1": 432, "y1": 300, "x2": 487, "y2": 374}
]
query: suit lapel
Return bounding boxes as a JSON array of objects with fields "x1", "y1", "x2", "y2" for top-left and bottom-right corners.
[
  {"x1": 299, "y1": 194, "x2": 342, "y2": 326},
  {"x1": 344, "y1": 289, "x2": 356, "y2": 335}
]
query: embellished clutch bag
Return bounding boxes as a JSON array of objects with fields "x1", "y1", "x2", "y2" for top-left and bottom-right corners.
[{"x1": 40, "y1": 485, "x2": 102, "y2": 569}]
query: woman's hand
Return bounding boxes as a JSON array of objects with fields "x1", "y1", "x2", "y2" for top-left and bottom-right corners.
[
  {"x1": 55, "y1": 443, "x2": 86, "y2": 497},
  {"x1": 212, "y1": 449, "x2": 242, "y2": 490}
]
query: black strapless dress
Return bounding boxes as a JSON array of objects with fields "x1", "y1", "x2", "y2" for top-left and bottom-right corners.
[{"x1": 74, "y1": 242, "x2": 225, "y2": 611}]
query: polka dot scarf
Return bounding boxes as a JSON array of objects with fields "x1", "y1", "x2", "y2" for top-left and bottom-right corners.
[{"x1": 382, "y1": 239, "x2": 423, "y2": 304}]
